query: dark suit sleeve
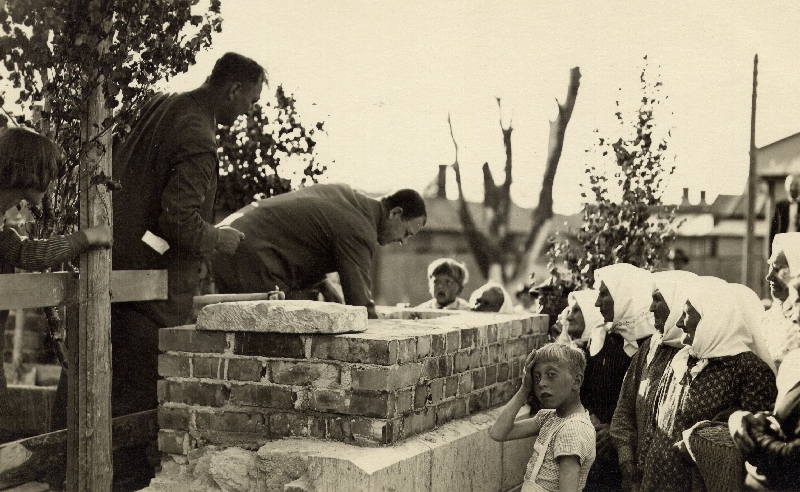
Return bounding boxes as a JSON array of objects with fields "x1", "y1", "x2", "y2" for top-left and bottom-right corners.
[
  {"x1": 333, "y1": 234, "x2": 375, "y2": 310},
  {"x1": 158, "y1": 153, "x2": 221, "y2": 257}
]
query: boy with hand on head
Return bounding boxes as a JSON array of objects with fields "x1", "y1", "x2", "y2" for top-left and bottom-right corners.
[
  {"x1": 415, "y1": 258, "x2": 471, "y2": 310},
  {"x1": 490, "y1": 343, "x2": 596, "y2": 492}
]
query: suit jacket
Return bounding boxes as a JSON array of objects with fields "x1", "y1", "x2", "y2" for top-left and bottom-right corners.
[{"x1": 770, "y1": 200, "x2": 800, "y2": 255}]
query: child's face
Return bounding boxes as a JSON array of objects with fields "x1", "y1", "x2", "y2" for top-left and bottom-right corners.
[
  {"x1": 430, "y1": 274, "x2": 461, "y2": 306},
  {"x1": 532, "y1": 360, "x2": 578, "y2": 410}
]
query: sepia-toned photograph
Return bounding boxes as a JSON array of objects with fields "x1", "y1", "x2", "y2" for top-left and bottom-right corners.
[{"x1": 0, "y1": 1, "x2": 799, "y2": 490}]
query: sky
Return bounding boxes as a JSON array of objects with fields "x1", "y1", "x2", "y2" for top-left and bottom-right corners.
[{"x1": 164, "y1": 1, "x2": 800, "y2": 215}]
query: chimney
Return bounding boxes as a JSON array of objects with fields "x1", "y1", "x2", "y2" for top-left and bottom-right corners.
[
  {"x1": 699, "y1": 190, "x2": 707, "y2": 205},
  {"x1": 681, "y1": 188, "x2": 690, "y2": 206},
  {"x1": 437, "y1": 165, "x2": 447, "y2": 199}
]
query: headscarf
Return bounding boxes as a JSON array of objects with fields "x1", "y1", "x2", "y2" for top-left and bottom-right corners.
[
  {"x1": 557, "y1": 289, "x2": 602, "y2": 346},
  {"x1": 772, "y1": 233, "x2": 800, "y2": 276},
  {"x1": 591, "y1": 263, "x2": 656, "y2": 357},
  {"x1": 775, "y1": 349, "x2": 800, "y2": 418},
  {"x1": 669, "y1": 277, "x2": 774, "y2": 384},
  {"x1": 468, "y1": 281, "x2": 514, "y2": 314},
  {"x1": 727, "y1": 282, "x2": 776, "y2": 375},
  {"x1": 646, "y1": 270, "x2": 698, "y2": 367}
]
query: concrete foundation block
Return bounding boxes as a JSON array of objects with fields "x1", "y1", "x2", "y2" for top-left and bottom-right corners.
[{"x1": 196, "y1": 300, "x2": 368, "y2": 334}]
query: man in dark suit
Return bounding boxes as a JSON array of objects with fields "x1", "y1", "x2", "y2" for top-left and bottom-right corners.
[{"x1": 770, "y1": 174, "x2": 800, "y2": 254}]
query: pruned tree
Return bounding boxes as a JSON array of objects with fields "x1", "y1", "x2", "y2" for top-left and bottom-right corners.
[
  {"x1": 451, "y1": 67, "x2": 581, "y2": 287},
  {"x1": 215, "y1": 85, "x2": 327, "y2": 215},
  {"x1": 551, "y1": 59, "x2": 676, "y2": 287}
]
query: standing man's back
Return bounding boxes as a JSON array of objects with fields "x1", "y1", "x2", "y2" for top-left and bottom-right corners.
[{"x1": 111, "y1": 52, "x2": 266, "y2": 416}]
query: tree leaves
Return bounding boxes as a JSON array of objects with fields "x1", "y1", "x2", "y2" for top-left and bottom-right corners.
[
  {"x1": 551, "y1": 58, "x2": 677, "y2": 288},
  {"x1": 0, "y1": 0, "x2": 221, "y2": 237},
  {"x1": 215, "y1": 85, "x2": 328, "y2": 214}
]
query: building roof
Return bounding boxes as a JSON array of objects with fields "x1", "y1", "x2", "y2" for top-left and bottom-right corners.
[{"x1": 756, "y1": 131, "x2": 800, "y2": 180}]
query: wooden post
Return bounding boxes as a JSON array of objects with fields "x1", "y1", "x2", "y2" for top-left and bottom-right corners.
[
  {"x1": 66, "y1": 40, "x2": 113, "y2": 492},
  {"x1": 743, "y1": 55, "x2": 758, "y2": 288}
]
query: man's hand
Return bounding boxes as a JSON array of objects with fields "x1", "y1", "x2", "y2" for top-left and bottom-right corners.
[
  {"x1": 317, "y1": 278, "x2": 345, "y2": 304},
  {"x1": 215, "y1": 225, "x2": 245, "y2": 255},
  {"x1": 83, "y1": 225, "x2": 112, "y2": 248}
]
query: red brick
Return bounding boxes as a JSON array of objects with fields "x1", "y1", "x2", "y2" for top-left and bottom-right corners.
[
  {"x1": 413, "y1": 384, "x2": 429, "y2": 410},
  {"x1": 158, "y1": 406, "x2": 189, "y2": 430},
  {"x1": 472, "y1": 367, "x2": 487, "y2": 389},
  {"x1": 350, "y1": 391, "x2": 396, "y2": 418},
  {"x1": 158, "y1": 354, "x2": 190, "y2": 378},
  {"x1": 460, "y1": 328, "x2": 476, "y2": 349},
  {"x1": 350, "y1": 417, "x2": 394, "y2": 445},
  {"x1": 227, "y1": 358, "x2": 264, "y2": 382},
  {"x1": 311, "y1": 337, "x2": 397, "y2": 365},
  {"x1": 510, "y1": 320, "x2": 523, "y2": 338},
  {"x1": 193, "y1": 356, "x2": 222, "y2": 379},
  {"x1": 430, "y1": 378, "x2": 445, "y2": 404},
  {"x1": 436, "y1": 398, "x2": 467, "y2": 425},
  {"x1": 496, "y1": 322, "x2": 512, "y2": 341},
  {"x1": 488, "y1": 345, "x2": 500, "y2": 364},
  {"x1": 397, "y1": 338, "x2": 417, "y2": 364},
  {"x1": 458, "y1": 372, "x2": 473, "y2": 395},
  {"x1": 479, "y1": 347, "x2": 490, "y2": 366},
  {"x1": 475, "y1": 325, "x2": 489, "y2": 346},
  {"x1": 469, "y1": 349, "x2": 482, "y2": 369},
  {"x1": 270, "y1": 412, "x2": 310, "y2": 438},
  {"x1": 453, "y1": 351, "x2": 471, "y2": 373},
  {"x1": 438, "y1": 355, "x2": 453, "y2": 377},
  {"x1": 510, "y1": 357, "x2": 521, "y2": 379},
  {"x1": 158, "y1": 380, "x2": 230, "y2": 407},
  {"x1": 308, "y1": 389, "x2": 348, "y2": 413},
  {"x1": 468, "y1": 390, "x2": 491, "y2": 414},
  {"x1": 229, "y1": 383, "x2": 294, "y2": 409},
  {"x1": 271, "y1": 361, "x2": 340, "y2": 386},
  {"x1": 351, "y1": 366, "x2": 391, "y2": 391},
  {"x1": 487, "y1": 324, "x2": 498, "y2": 344},
  {"x1": 401, "y1": 408, "x2": 435, "y2": 438},
  {"x1": 520, "y1": 317, "x2": 533, "y2": 335},
  {"x1": 396, "y1": 388, "x2": 413, "y2": 415},
  {"x1": 485, "y1": 365, "x2": 497, "y2": 385},
  {"x1": 326, "y1": 416, "x2": 350, "y2": 442},
  {"x1": 416, "y1": 335, "x2": 432, "y2": 358},
  {"x1": 195, "y1": 410, "x2": 268, "y2": 434},
  {"x1": 160, "y1": 327, "x2": 227, "y2": 353},
  {"x1": 158, "y1": 429, "x2": 193, "y2": 455},
  {"x1": 445, "y1": 330, "x2": 460, "y2": 353},
  {"x1": 497, "y1": 362, "x2": 510, "y2": 382},
  {"x1": 233, "y1": 332, "x2": 304, "y2": 358},
  {"x1": 430, "y1": 333, "x2": 446, "y2": 356},
  {"x1": 444, "y1": 375, "x2": 458, "y2": 398},
  {"x1": 490, "y1": 381, "x2": 516, "y2": 406},
  {"x1": 422, "y1": 357, "x2": 438, "y2": 379}
]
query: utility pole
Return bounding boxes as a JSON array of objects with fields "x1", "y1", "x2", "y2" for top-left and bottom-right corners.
[{"x1": 742, "y1": 54, "x2": 758, "y2": 287}]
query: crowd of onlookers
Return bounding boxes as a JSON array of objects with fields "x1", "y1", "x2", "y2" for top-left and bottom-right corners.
[{"x1": 423, "y1": 240, "x2": 800, "y2": 491}]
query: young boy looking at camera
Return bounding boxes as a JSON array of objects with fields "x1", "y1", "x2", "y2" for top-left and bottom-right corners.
[
  {"x1": 415, "y1": 258, "x2": 471, "y2": 310},
  {"x1": 490, "y1": 343, "x2": 595, "y2": 492}
]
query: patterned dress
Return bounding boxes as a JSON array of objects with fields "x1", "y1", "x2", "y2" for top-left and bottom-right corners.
[
  {"x1": 610, "y1": 337, "x2": 681, "y2": 475},
  {"x1": 640, "y1": 351, "x2": 777, "y2": 492}
]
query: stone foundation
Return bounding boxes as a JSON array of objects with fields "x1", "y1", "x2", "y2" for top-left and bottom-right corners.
[
  {"x1": 145, "y1": 406, "x2": 535, "y2": 492},
  {"x1": 157, "y1": 307, "x2": 547, "y2": 450}
]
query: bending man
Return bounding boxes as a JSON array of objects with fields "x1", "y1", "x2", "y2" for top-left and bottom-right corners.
[{"x1": 211, "y1": 184, "x2": 426, "y2": 319}]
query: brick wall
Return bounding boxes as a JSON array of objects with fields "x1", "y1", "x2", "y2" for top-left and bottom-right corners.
[{"x1": 157, "y1": 310, "x2": 548, "y2": 454}]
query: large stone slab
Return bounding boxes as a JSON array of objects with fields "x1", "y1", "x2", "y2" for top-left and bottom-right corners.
[{"x1": 195, "y1": 300, "x2": 368, "y2": 334}]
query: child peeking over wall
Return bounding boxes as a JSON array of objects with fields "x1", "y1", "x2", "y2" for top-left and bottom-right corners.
[{"x1": 415, "y1": 258, "x2": 471, "y2": 310}]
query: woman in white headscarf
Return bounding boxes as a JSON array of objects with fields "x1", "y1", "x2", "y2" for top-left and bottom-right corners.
[
  {"x1": 583, "y1": 263, "x2": 656, "y2": 491},
  {"x1": 556, "y1": 289, "x2": 602, "y2": 349},
  {"x1": 761, "y1": 232, "x2": 800, "y2": 369},
  {"x1": 609, "y1": 269, "x2": 697, "y2": 490},
  {"x1": 640, "y1": 277, "x2": 777, "y2": 492}
]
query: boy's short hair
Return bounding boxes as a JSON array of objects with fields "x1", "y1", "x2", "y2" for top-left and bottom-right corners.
[
  {"x1": 533, "y1": 342, "x2": 586, "y2": 378},
  {"x1": 427, "y1": 258, "x2": 469, "y2": 287},
  {"x1": 0, "y1": 127, "x2": 60, "y2": 192}
]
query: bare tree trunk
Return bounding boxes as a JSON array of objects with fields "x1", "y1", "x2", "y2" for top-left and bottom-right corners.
[{"x1": 512, "y1": 67, "x2": 581, "y2": 284}]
